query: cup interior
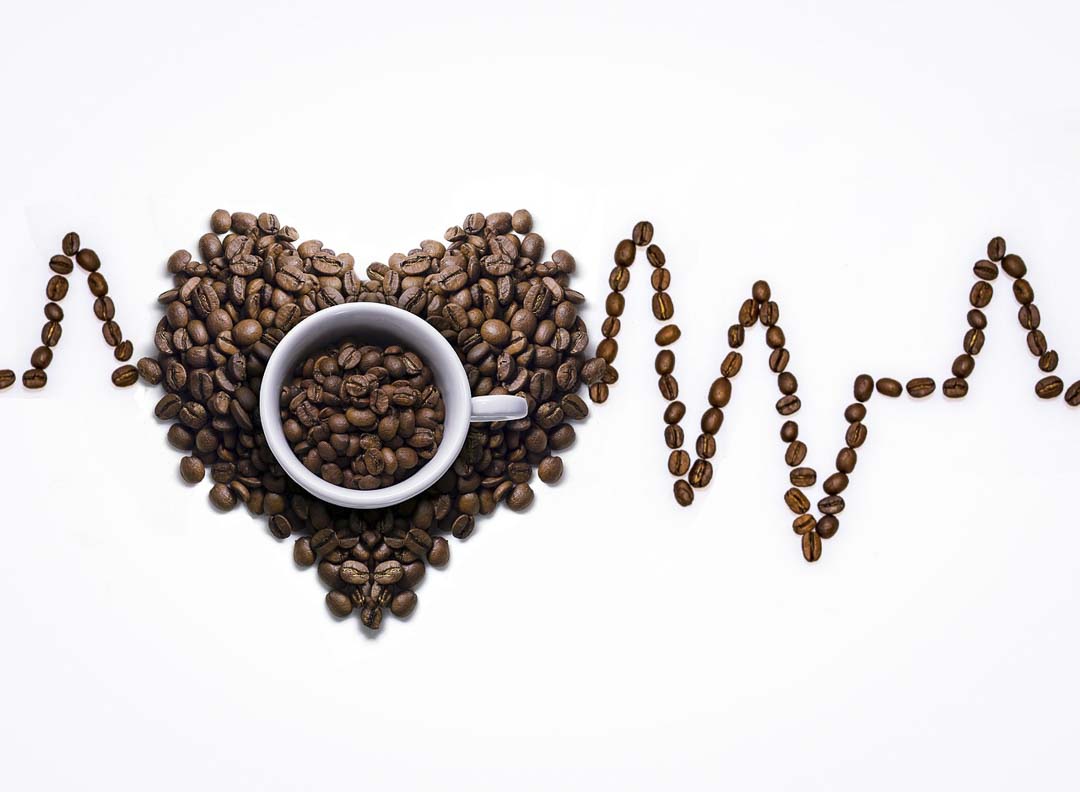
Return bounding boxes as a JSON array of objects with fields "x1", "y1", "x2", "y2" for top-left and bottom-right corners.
[{"x1": 259, "y1": 303, "x2": 471, "y2": 510}]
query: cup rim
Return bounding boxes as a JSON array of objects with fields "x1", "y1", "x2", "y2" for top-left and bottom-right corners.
[{"x1": 258, "y1": 302, "x2": 471, "y2": 509}]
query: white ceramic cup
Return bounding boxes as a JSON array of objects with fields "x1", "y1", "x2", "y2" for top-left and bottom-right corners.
[{"x1": 259, "y1": 302, "x2": 529, "y2": 509}]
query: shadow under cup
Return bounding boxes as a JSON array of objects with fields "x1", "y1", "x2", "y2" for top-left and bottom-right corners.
[{"x1": 259, "y1": 303, "x2": 474, "y2": 510}]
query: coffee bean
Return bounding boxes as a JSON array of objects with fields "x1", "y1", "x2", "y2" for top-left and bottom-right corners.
[
  {"x1": 154, "y1": 393, "x2": 182, "y2": 420},
  {"x1": 44, "y1": 303, "x2": 63, "y2": 321},
  {"x1": 659, "y1": 375, "x2": 679, "y2": 400},
  {"x1": 651, "y1": 292, "x2": 674, "y2": 320},
  {"x1": 538, "y1": 456, "x2": 564, "y2": 484},
  {"x1": 802, "y1": 531, "x2": 822, "y2": 562},
  {"x1": 508, "y1": 483, "x2": 534, "y2": 510},
  {"x1": 632, "y1": 220, "x2": 654, "y2": 246},
  {"x1": 1038, "y1": 348, "x2": 1056, "y2": 371},
  {"x1": 1066, "y1": 380, "x2": 1080, "y2": 406},
  {"x1": 646, "y1": 245, "x2": 666, "y2": 268},
  {"x1": 876, "y1": 378, "x2": 902, "y2": 397},
  {"x1": 969, "y1": 281, "x2": 993, "y2": 308},
  {"x1": 137, "y1": 358, "x2": 163, "y2": 385},
  {"x1": 793, "y1": 515, "x2": 816, "y2": 535},
  {"x1": 973, "y1": 260, "x2": 998, "y2": 280},
  {"x1": 94, "y1": 296, "x2": 115, "y2": 321},
  {"x1": 87, "y1": 272, "x2": 108, "y2": 297},
  {"x1": 1027, "y1": 330, "x2": 1047, "y2": 357},
  {"x1": 0, "y1": 370, "x2": 14, "y2": 390},
  {"x1": 844, "y1": 403, "x2": 865, "y2": 423},
  {"x1": 41, "y1": 322, "x2": 62, "y2": 347},
  {"x1": 776, "y1": 395, "x2": 801, "y2": 416},
  {"x1": 777, "y1": 372, "x2": 798, "y2": 395},
  {"x1": 964, "y1": 328, "x2": 986, "y2": 355},
  {"x1": 326, "y1": 591, "x2": 353, "y2": 618},
  {"x1": 836, "y1": 447, "x2": 857, "y2": 473},
  {"x1": 22, "y1": 369, "x2": 47, "y2": 389},
  {"x1": 695, "y1": 433, "x2": 716, "y2": 459},
  {"x1": 114, "y1": 340, "x2": 134, "y2": 362},
  {"x1": 1001, "y1": 253, "x2": 1026, "y2": 278},
  {"x1": 111, "y1": 365, "x2": 138, "y2": 387},
  {"x1": 701, "y1": 408, "x2": 723, "y2": 435},
  {"x1": 752, "y1": 280, "x2": 771, "y2": 302},
  {"x1": 46, "y1": 275, "x2": 69, "y2": 301},
  {"x1": 769, "y1": 348, "x2": 789, "y2": 373},
  {"x1": 674, "y1": 479, "x2": 694, "y2": 506},
  {"x1": 75, "y1": 249, "x2": 101, "y2": 272},
  {"x1": 210, "y1": 209, "x2": 232, "y2": 234},
  {"x1": 1035, "y1": 375, "x2": 1064, "y2": 399},
  {"x1": 785, "y1": 440, "x2": 807, "y2": 466},
  {"x1": 720, "y1": 351, "x2": 742, "y2": 378},
  {"x1": 62, "y1": 232, "x2": 80, "y2": 256},
  {"x1": 968, "y1": 309, "x2": 987, "y2": 329},
  {"x1": 846, "y1": 422, "x2": 867, "y2": 448},
  {"x1": 784, "y1": 487, "x2": 810, "y2": 514},
  {"x1": 102, "y1": 321, "x2": 122, "y2": 347},
  {"x1": 818, "y1": 495, "x2": 845, "y2": 515},
  {"x1": 906, "y1": 377, "x2": 935, "y2": 398},
  {"x1": 780, "y1": 421, "x2": 798, "y2": 442},
  {"x1": 669, "y1": 450, "x2": 691, "y2": 476},
  {"x1": 49, "y1": 255, "x2": 74, "y2": 275},
  {"x1": 823, "y1": 472, "x2": 848, "y2": 495},
  {"x1": 790, "y1": 467, "x2": 817, "y2": 487},
  {"x1": 688, "y1": 460, "x2": 713, "y2": 488},
  {"x1": 708, "y1": 377, "x2": 731, "y2": 408},
  {"x1": 655, "y1": 324, "x2": 681, "y2": 346},
  {"x1": 816, "y1": 516, "x2": 839, "y2": 539},
  {"x1": 614, "y1": 239, "x2": 636, "y2": 266},
  {"x1": 651, "y1": 268, "x2": 671, "y2": 292},
  {"x1": 1018, "y1": 304, "x2": 1040, "y2": 330},
  {"x1": 987, "y1": 237, "x2": 1006, "y2": 261},
  {"x1": 30, "y1": 346, "x2": 52, "y2": 369},
  {"x1": 943, "y1": 377, "x2": 968, "y2": 399},
  {"x1": 664, "y1": 424, "x2": 684, "y2": 449},
  {"x1": 1013, "y1": 278, "x2": 1034, "y2": 305},
  {"x1": 952, "y1": 354, "x2": 975, "y2": 378},
  {"x1": 180, "y1": 456, "x2": 205, "y2": 484},
  {"x1": 853, "y1": 374, "x2": 874, "y2": 402}
]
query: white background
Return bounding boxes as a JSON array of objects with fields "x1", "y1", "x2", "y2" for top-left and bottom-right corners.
[{"x1": 2, "y1": 1, "x2": 1079, "y2": 789}]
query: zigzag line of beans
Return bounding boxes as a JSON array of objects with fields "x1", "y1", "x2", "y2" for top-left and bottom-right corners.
[
  {"x1": 0, "y1": 232, "x2": 137, "y2": 392},
  {"x1": 593, "y1": 225, "x2": 1079, "y2": 562}
]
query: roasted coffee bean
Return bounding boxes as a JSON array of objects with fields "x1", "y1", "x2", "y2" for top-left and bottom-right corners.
[
  {"x1": 30, "y1": 346, "x2": 52, "y2": 369},
  {"x1": 964, "y1": 328, "x2": 986, "y2": 355},
  {"x1": 668, "y1": 450, "x2": 691, "y2": 476},
  {"x1": 111, "y1": 365, "x2": 138, "y2": 387},
  {"x1": 823, "y1": 472, "x2": 848, "y2": 495},
  {"x1": 1027, "y1": 330, "x2": 1047, "y2": 357},
  {"x1": 651, "y1": 292, "x2": 674, "y2": 320},
  {"x1": 137, "y1": 358, "x2": 163, "y2": 385},
  {"x1": 967, "y1": 309, "x2": 987, "y2": 329},
  {"x1": 969, "y1": 281, "x2": 993, "y2": 308},
  {"x1": 695, "y1": 433, "x2": 716, "y2": 459},
  {"x1": 793, "y1": 514, "x2": 816, "y2": 535},
  {"x1": 1040, "y1": 351, "x2": 1059, "y2": 372},
  {"x1": 790, "y1": 467, "x2": 817, "y2": 487},
  {"x1": 75, "y1": 248, "x2": 101, "y2": 272},
  {"x1": 688, "y1": 460, "x2": 713, "y2": 488},
  {"x1": 1018, "y1": 304, "x2": 1040, "y2": 330},
  {"x1": 0, "y1": 370, "x2": 15, "y2": 390},
  {"x1": 816, "y1": 516, "x2": 839, "y2": 540},
  {"x1": 49, "y1": 255, "x2": 74, "y2": 275},
  {"x1": 102, "y1": 321, "x2": 123, "y2": 347},
  {"x1": 943, "y1": 377, "x2": 969, "y2": 399},
  {"x1": 632, "y1": 220, "x2": 654, "y2": 246},
  {"x1": 538, "y1": 456, "x2": 564, "y2": 484},
  {"x1": 46, "y1": 275, "x2": 69, "y2": 301},
  {"x1": 179, "y1": 456, "x2": 205, "y2": 484},
  {"x1": 62, "y1": 231, "x2": 80, "y2": 256},
  {"x1": 664, "y1": 424, "x2": 684, "y2": 449},
  {"x1": 674, "y1": 479, "x2": 694, "y2": 506},
  {"x1": 846, "y1": 422, "x2": 867, "y2": 448},
  {"x1": 853, "y1": 374, "x2": 874, "y2": 402},
  {"x1": 701, "y1": 408, "x2": 723, "y2": 435},
  {"x1": 973, "y1": 260, "x2": 998, "y2": 280},
  {"x1": 1001, "y1": 253, "x2": 1026, "y2": 278},
  {"x1": 836, "y1": 447, "x2": 857, "y2": 474},
  {"x1": 1066, "y1": 380, "x2": 1080, "y2": 407},
  {"x1": 44, "y1": 303, "x2": 63, "y2": 321},
  {"x1": 906, "y1": 377, "x2": 935, "y2": 398},
  {"x1": 720, "y1": 351, "x2": 742, "y2": 378},
  {"x1": 708, "y1": 377, "x2": 731, "y2": 408},
  {"x1": 1013, "y1": 278, "x2": 1034, "y2": 305},
  {"x1": 41, "y1": 321, "x2": 62, "y2": 347},
  {"x1": 22, "y1": 369, "x2": 47, "y2": 389},
  {"x1": 655, "y1": 324, "x2": 681, "y2": 346},
  {"x1": 776, "y1": 395, "x2": 801, "y2": 416},
  {"x1": 952, "y1": 354, "x2": 975, "y2": 378},
  {"x1": 785, "y1": 441, "x2": 807, "y2": 466},
  {"x1": 114, "y1": 340, "x2": 134, "y2": 362},
  {"x1": 1035, "y1": 375, "x2": 1064, "y2": 399},
  {"x1": 844, "y1": 403, "x2": 865, "y2": 423},
  {"x1": 876, "y1": 378, "x2": 902, "y2": 397},
  {"x1": 818, "y1": 495, "x2": 845, "y2": 515},
  {"x1": 94, "y1": 296, "x2": 115, "y2": 321},
  {"x1": 987, "y1": 236, "x2": 1006, "y2": 261},
  {"x1": 784, "y1": 488, "x2": 810, "y2": 514}
]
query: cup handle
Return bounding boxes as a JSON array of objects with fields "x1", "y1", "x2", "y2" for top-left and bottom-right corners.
[{"x1": 469, "y1": 394, "x2": 529, "y2": 423}]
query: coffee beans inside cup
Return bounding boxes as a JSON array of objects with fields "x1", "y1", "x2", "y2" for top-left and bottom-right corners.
[{"x1": 281, "y1": 341, "x2": 446, "y2": 489}]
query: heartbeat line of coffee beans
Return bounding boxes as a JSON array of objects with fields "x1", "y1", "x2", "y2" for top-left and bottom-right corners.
[
  {"x1": 0, "y1": 231, "x2": 137, "y2": 391},
  {"x1": 587, "y1": 223, "x2": 1079, "y2": 562}
]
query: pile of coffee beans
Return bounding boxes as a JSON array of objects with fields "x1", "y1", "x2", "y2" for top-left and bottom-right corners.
[
  {"x1": 147, "y1": 209, "x2": 589, "y2": 630},
  {"x1": 595, "y1": 225, "x2": 1079, "y2": 562},
  {"x1": 281, "y1": 341, "x2": 446, "y2": 488},
  {"x1": 0, "y1": 232, "x2": 136, "y2": 392}
]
